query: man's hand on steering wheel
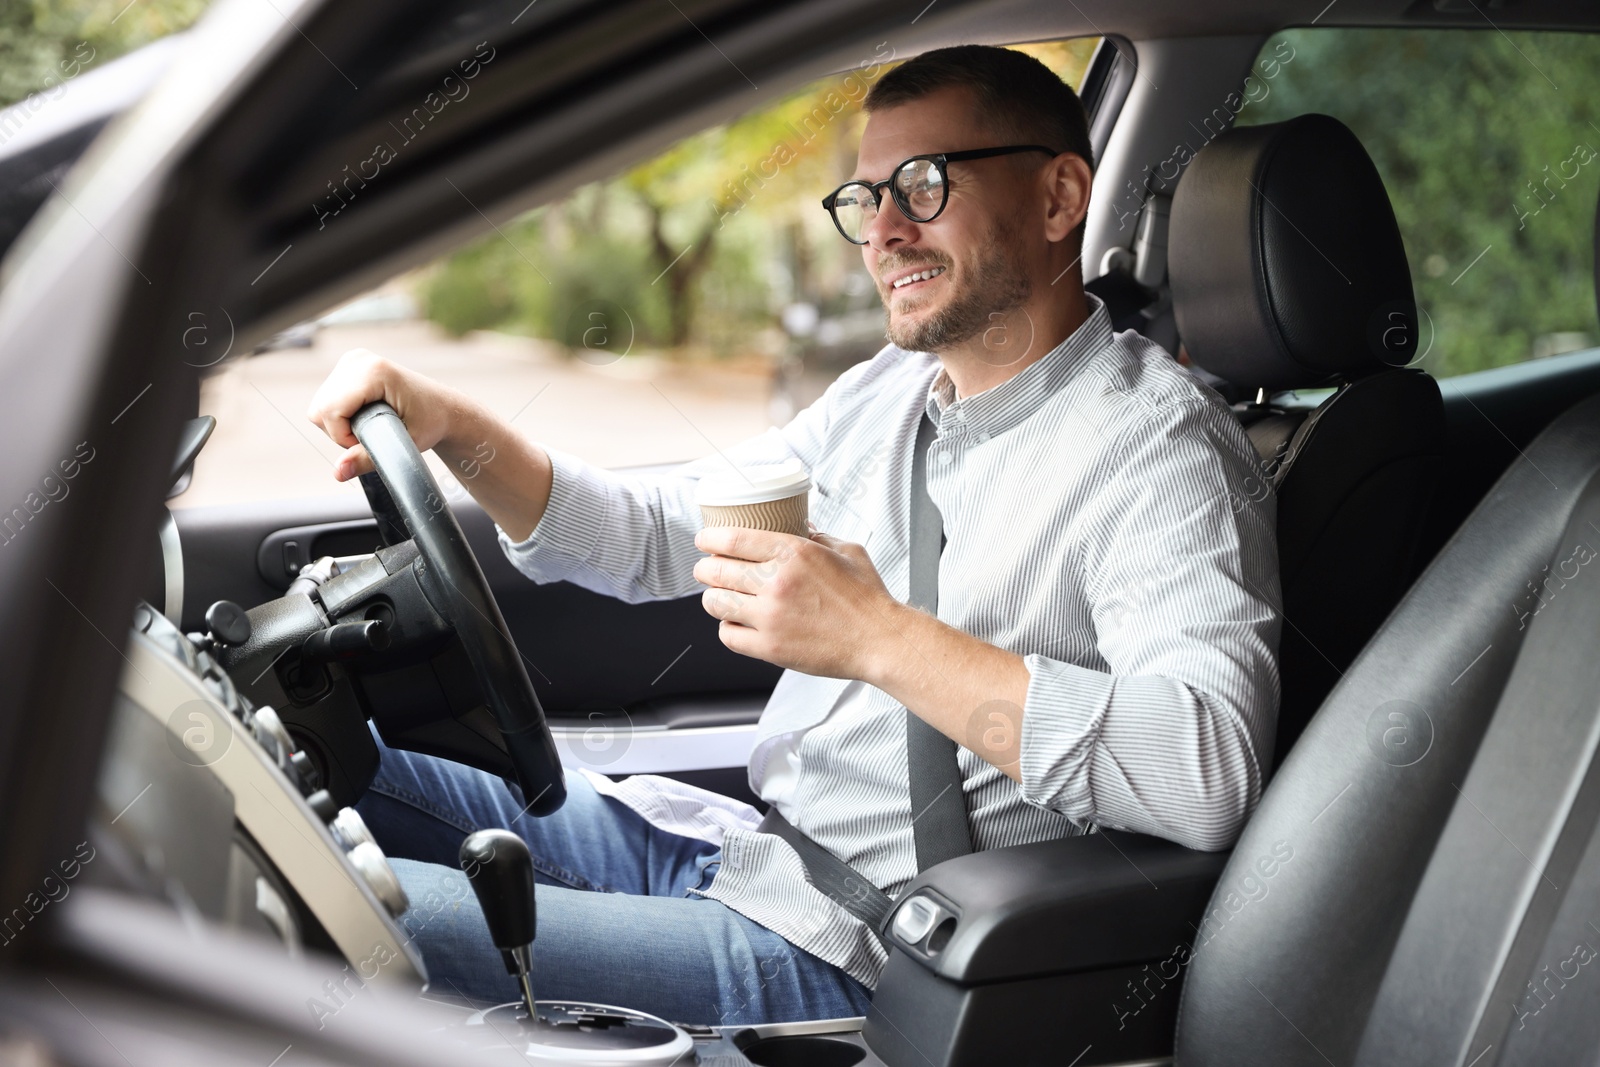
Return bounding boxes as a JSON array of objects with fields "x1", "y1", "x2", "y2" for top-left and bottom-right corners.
[
  {"x1": 307, "y1": 348, "x2": 468, "y2": 484},
  {"x1": 308, "y1": 349, "x2": 556, "y2": 545}
]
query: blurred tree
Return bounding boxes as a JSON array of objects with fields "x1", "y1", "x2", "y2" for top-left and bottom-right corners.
[
  {"x1": 619, "y1": 60, "x2": 891, "y2": 346},
  {"x1": 0, "y1": 0, "x2": 209, "y2": 108}
]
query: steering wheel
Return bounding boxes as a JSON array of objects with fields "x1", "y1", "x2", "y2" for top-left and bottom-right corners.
[{"x1": 350, "y1": 401, "x2": 566, "y2": 817}]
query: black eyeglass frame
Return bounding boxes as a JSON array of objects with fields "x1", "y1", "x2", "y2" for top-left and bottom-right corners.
[{"x1": 820, "y1": 144, "x2": 1062, "y2": 244}]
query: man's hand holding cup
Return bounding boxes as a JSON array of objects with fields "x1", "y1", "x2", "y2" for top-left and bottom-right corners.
[{"x1": 693, "y1": 460, "x2": 900, "y2": 681}]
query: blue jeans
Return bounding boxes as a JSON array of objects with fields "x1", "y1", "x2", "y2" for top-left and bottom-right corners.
[{"x1": 355, "y1": 726, "x2": 873, "y2": 1026}]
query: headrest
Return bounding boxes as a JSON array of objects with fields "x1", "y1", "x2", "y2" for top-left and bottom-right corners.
[{"x1": 1169, "y1": 113, "x2": 1417, "y2": 391}]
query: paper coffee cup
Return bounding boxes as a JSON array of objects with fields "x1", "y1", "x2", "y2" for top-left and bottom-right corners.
[{"x1": 695, "y1": 458, "x2": 811, "y2": 537}]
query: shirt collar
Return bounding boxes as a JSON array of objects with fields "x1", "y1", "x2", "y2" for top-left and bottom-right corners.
[{"x1": 922, "y1": 292, "x2": 1114, "y2": 439}]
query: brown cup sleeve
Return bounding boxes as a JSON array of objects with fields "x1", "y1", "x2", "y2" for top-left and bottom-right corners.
[{"x1": 699, "y1": 493, "x2": 810, "y2": 538}]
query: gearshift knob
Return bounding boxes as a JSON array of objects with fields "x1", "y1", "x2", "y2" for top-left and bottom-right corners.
[{"x1": 459, "y1": 829, "x2": 537, "y2": 951}]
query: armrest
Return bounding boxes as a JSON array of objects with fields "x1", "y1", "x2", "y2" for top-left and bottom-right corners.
[{"x1": 881, "y1": 831, "x2": 1228, "y2": 984}]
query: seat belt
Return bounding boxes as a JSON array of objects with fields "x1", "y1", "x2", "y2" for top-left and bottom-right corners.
[
  {"x1": 757, "y1": 807, "x2": 893, "y2": 931},
  {"x1": 904, "y1": 412, "x2": 974, "y2": 869},
  {"x1": 755, "y1": 411, "x2": 972, "y2": 935}
]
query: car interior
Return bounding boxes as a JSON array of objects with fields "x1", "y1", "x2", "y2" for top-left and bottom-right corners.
[{"x1": 4, "y1": 1, "x2": 1600, "y2": 1065}]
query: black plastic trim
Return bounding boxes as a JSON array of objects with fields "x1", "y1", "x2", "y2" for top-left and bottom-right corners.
[
  {"x1": 1082, "y1": 34, "x2": 1138, "y2": 165},
  {"x1": 883, "y1": 831, "x2": 1227, "y2": 984}
]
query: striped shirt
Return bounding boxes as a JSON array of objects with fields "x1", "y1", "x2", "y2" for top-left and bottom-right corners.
[{"x1": 496, "y1": 294, "x2": 1282, "y2": 990}]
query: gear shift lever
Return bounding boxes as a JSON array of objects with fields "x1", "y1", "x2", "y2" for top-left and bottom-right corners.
[
  {"x1": 460, "y1": 829, "x2": 539, "y2": 1021},
  {"x1": 454, "y1": 827, "x2": 696, "y2": 1064}
]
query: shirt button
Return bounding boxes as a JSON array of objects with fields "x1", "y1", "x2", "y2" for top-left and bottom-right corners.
[
  {"x1": 938, "y1": 451, "x2": 954, "y2": 466},
  {"x1": 975, "y1": 431, "x2": 990, "y2": 444}
]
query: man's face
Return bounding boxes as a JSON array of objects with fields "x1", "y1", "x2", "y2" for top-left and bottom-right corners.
[{"x1": 853, "y1": 86, "x2": 1036, "y2": 354}]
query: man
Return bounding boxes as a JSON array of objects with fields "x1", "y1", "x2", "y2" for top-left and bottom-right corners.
[{"x1": 306, "y1": 44, "x2": 1281, "y2": 1024}]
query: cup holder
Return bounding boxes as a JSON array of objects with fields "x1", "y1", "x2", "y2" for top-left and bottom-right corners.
[{"x1": 738, "y1": 1034, "x2": 867, "y2": 1066}]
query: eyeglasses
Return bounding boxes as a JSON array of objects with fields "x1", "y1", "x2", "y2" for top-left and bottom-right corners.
[{"x1": 821, "y1": 145, "x2": 1061, "y2": 244}]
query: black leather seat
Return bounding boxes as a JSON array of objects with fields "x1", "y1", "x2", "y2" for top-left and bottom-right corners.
[
  {"x1": 1171, "y1": 188, "x2": 1600, "y2": 1066},
  {"x1": 1168, "y1": 113, "x2": 1445, "y2": 768}
]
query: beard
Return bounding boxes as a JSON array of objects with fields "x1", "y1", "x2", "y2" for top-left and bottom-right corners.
[{"x1": 881, "y1": 215, "x2": 1032, "y2": 354}]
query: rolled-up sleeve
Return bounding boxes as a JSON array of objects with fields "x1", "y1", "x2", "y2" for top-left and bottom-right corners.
[
  {"x1": 493, "y1": 356, "x2": 885, "y2": 604},
  {"x1": 1015, "y1": 397, "x2": 1282, "y2": 852},
  {"x1": 495, "y1": 428, "x2": 802, "y2": 604}
]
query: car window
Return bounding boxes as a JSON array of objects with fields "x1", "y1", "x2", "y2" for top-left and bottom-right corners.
[
  {"x1": 171, "y1": 38, "x2": 1100, "y2": 508},
  {"x1": 1236, "y1": 28, "x2": 1600, "y2": 381}
]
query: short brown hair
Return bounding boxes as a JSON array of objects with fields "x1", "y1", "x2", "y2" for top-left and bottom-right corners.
[{"x1": 863, "y1": 45, "x2": 1095, "y2": 174}]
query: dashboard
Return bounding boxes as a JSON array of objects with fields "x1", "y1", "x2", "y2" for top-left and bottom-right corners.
[
  {"x1": 94, "y1": 597, "x2": 887, "y2": 1065},
  {"x1": 99, "y1": 599, "x2": 425, "y2": 988}
]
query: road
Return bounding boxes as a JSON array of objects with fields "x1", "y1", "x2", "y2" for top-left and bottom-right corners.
[{"x1": 173, "y1": 321, "x2": 780, "y2": 509}]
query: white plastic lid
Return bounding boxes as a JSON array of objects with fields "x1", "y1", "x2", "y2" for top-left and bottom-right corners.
[{"x1": 694, "y1": 458, "x2": 811, "y2": 506}]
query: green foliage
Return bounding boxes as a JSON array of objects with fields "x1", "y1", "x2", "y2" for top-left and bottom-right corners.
[
  {"x1": 530, "y1": 193, "x2": 673, "y2": 350},
  {"x1": 419, "y1": 234, "x2": 519, "y2": 338},
  {"x1": 0, "y1": 0, "x2": 210, "y2": 109},
  {"x1": 422, "y1": 189, "x2": 673, "y2": 349},
  {"x1": 1240, "y1": 29, "x2": 1600, "y2": 378}
]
